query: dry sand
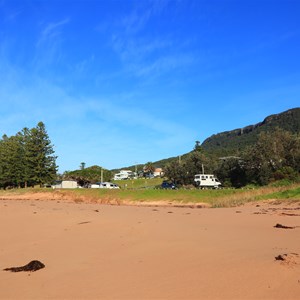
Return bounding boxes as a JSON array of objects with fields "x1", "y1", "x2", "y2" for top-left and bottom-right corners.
[{"x1": 0, "y1": 197, "x2": 299, "y2": 300}]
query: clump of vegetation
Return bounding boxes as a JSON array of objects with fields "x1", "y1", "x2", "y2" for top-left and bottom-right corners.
[
  {"x1": 63, "y1": 165, "x2": 112, "y2": 187},
  {"x1": 257, "y1": 186, "x2": 300, "y2": 201},
  {"x1": 0, "y1": 122, "x2": 57, "y2": 189},
  {"x1": 164, "y1": 128, "x2": 300, "y2": 189}
]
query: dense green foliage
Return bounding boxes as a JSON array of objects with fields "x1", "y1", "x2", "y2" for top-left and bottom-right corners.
[
  {"x1": 0, "y1": 122, "x2": 57, "y2": 188},
  {"x1": 63, "y1": 165, "x2": 112, "y2": 186},
  {"x1": 164, "y1": 147, "x2": 215, "y2": 186},
  {"x1": 164, "y1": 128, "x2": 300, "y2": 187}
]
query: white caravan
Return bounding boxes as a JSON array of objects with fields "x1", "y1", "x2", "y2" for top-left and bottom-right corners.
[
  {"x1": 194, "y1": 174, "x2": 221, "y2": 189},
  {"x1": 100, "y1": 182, "x2": 120, "y2": 189},
  {"x1": 90, "y1": 182, "x2": 120, "y2": 189}
]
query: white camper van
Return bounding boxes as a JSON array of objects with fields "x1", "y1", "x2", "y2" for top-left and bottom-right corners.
[{"x1": 194, "y1": 174, "x2": 221, "y2": 189}]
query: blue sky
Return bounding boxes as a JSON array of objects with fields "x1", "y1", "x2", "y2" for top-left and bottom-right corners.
[{"x1": 0, "y1": 0, "x2": 299, "y2": 173}]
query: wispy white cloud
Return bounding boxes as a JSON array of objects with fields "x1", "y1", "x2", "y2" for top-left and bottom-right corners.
[
  {"x1": 246, "y1": 31, "x2": 300, "y2": 56},
  {"x1": 112, "y1": 37, "x2": 173, "y2": 63},
  {"x1": 33, "y1": 18, "x2": 70, "y2": 70},
  {"x1": 99, "y1": 0, "x2": 196, "y2": 80},
  {"x1": 120, "y1": 0, "x2": 171, "y2": 35},
  {"x1": 73, "y1": 55, "x2": 95, "y2": 78},
  {"x1": 36, "y1": 18, "x2": 70, "y2": 47},
  {"x1": 85, "y1": 97, "x2": 194, "y2": 137},
  {"x1": 132, "y1": 53, "x2": 196, "y2": 78},
  {"x1": 4, "y1": 9, "x2": 22, "y2": 22}
]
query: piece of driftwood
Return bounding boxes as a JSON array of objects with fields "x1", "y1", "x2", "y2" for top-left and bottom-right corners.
[{"x1": 3, "y1": 260, "x2": 45, "y2": 272}]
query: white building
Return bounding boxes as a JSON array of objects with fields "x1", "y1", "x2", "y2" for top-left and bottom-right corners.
[
  {"x1": 113, "y1": 170, "x2": 136, "y2": 180},
  {"x1": 52, "y1": 180, "x2": 78, "y2": 189},
  {"x1": 153, "y1": 168, "x2": 164, "y2": 177}
]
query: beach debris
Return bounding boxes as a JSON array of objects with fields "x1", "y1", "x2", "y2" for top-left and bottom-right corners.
[
  {"x1": 94, "y1": 209, "x2": 99, "y2": 212},
  {"x1": 280, "y1": 212, "x2": 300, "y2": 217},
  {"x1": 274, "y1": 223, "x2": 295, "y2": 229},
  {"x1": 77, "y1": 221, "x2": 91, "y2": 225},
  {"x1": 275, "y1": 253, "x2": 300, "y2": 267},
  {"x1": 275, "y1": 254, "x2": 286, "y2": 261},
  {"x1": 3, "y1": 260, "x2": 45, "y2": 272}
]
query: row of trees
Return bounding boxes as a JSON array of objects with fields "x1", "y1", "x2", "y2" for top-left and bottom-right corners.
[
  {"x1": 63, "y1": 165, "x2": 112, "y2": 186},
  {"x1": 164, "y1": 128, "x2": 300, "y2": 187},
  {"x1": 0, "y1": 122, "x2": 57, "y2": 189}
]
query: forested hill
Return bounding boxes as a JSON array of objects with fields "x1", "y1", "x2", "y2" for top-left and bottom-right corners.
[{"x1": 201, "y1": 107, "x2": 300, "y2": 156}]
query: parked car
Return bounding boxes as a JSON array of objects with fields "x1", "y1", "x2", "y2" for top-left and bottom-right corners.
[
  {"x1": 90, "y1": 183, "x2": 100, "y2": 188},
  {"x1": 161, "y1": 181, "x2": 177, "y2": 189},
  {"x1": 145, "y1": 173, "x2": 155, "y2": 179}
]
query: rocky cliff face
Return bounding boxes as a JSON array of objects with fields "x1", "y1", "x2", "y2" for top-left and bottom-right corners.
[{"x1": 201, "y1": 108, "x2": 300, "y2": 154}]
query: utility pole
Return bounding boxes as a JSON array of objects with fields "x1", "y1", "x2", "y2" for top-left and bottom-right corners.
[
  {"x1": 101, "y1": 168, "x2": 103, "y2": 183},
  {"x1": 202, "y1": 164, "x2": 205, "y2": 174}
]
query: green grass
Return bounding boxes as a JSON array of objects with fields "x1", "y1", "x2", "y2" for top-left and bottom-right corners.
[
  {"x1": 1, "y1": 182, "x2": 300, "y2": 208},
  {"x1": 257, "y1": 186, "x2": 300, "y2": 201},
  {"x1": 115, "y1": 188, "x2": 238, "y2": 203},
  {"x1": 111, "y1": 177, "x2": 163, "y2": 189}
]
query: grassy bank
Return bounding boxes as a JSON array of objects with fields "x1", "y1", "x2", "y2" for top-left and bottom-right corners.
[
  {"x1": 1, "y1": 183, "x2": 300, "y2": 207},
  {"x1": 111, "y1": 178, "x2": 163, "y2": 189}
]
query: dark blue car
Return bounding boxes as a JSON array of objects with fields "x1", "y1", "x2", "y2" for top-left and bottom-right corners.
[{"x1": 161, "y1": 181, "x2": 177, "y2": 189}]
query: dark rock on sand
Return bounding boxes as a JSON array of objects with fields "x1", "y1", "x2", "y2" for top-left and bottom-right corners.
[
  {"x1": 3, "y1": 260, "x2": 45, "y2": 272},
  {"x1": 274, "y1": 223, "x2": 295, "y2": 229}
]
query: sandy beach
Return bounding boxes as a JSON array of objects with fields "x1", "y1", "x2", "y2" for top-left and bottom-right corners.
[{"x1": 0, "y1": 197, "x2": 299, "y2": 300}]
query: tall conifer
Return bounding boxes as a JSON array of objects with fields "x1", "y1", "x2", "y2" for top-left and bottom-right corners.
[{"x1": 27, "y1": 122, "x2": 57, "y2": 186}]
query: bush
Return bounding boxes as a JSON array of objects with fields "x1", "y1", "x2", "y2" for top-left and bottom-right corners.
[
  {"x1": 273, "y1": 167, "x2": 299, "y2": 182},
  {"x1": 269, "y1": 179, "x2": 294, "y2": 187}
]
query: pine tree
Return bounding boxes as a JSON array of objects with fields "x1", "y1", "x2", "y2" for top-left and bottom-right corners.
[
  {"x1": 0, "y1": 136, "x2": 7, "y2": 187},
  {"x1": 26, "y1": 122, "x2": 57, "y2": 186},
  {"x1": 0, "y1": 134, "x2": 23, "y2": 187},
  {"x1": 0, "y1": 122, "x2": 58, "y2": 189}
]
